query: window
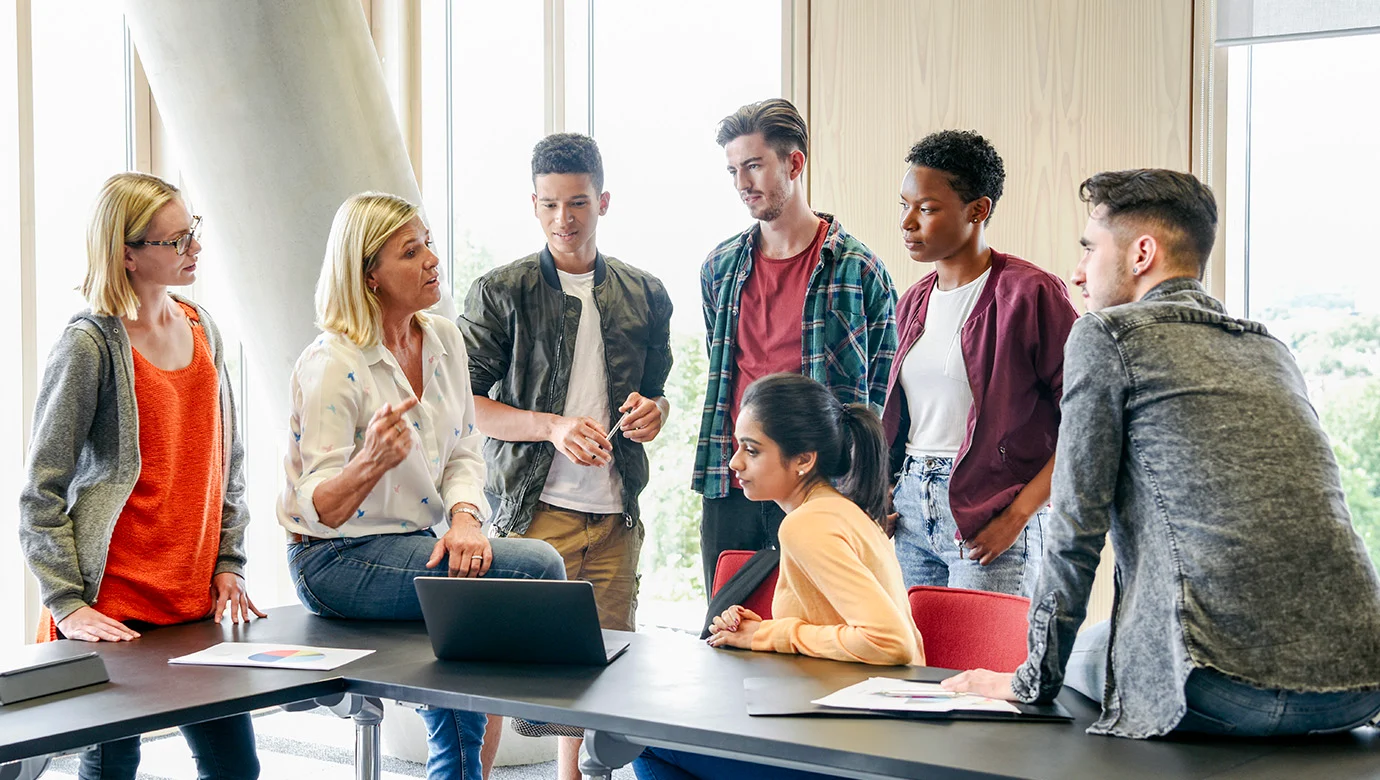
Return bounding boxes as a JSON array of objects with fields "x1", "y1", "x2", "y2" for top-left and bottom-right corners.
[
  {"x1": 420, "y1": 0, "x2": 547, "y2": 304},
  {"x1": 1226, "y1": 32, "x2": 1380, "y2": 567},
  {"x1": 1, "y1": 2, "x2": 132, "y2": 648},
  {"x1": 582, "y1": 0, "x2": 784, "y2": 627},
  {"x1": 423, "y1": 0, "x2": 788, "y2": 630}
]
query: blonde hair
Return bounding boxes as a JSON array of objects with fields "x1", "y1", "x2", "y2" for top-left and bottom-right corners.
[
  {"x1": 315, "y1": 191, "x2": 421, "y2": 347},
  {"x1": 83, "y1": 172, "x2": 181, "y2": 319}
]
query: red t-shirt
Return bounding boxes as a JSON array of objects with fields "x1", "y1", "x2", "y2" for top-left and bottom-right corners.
[{"x1": 728, "y1": 218, "x2": 828, "y2": 487}]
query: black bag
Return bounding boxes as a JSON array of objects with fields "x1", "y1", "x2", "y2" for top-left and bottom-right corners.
[{"x1": 699, "y1": 547, "x2": 780, "y2": 639}]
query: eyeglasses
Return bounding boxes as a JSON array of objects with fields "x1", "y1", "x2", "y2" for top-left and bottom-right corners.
[{"x1": 128, "y1": 215, "x2": 202, "y2": 256}]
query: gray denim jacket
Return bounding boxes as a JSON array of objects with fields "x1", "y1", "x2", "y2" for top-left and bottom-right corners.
[
  {"x1": 19, "y1": 296, "x2": 249, "y2": 623},
  {"x1": 1014, "y1": 278, "x2": 1380, "y2": 738}
]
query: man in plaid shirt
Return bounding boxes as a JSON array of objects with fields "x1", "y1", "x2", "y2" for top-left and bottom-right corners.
[{"x1": 695, "y1": 98, "x2": 898, "y2": 594}]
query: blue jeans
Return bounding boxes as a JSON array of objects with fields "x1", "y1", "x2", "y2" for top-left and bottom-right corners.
[
  {"x1": 77, "y1": 713, "x2": 259, "y2": 780},
  {"x1": 892, "y1": 455, "x2": 1044, "y2": 597},
  {"x1": 633, "y1": 747, "x2": 839, "y2": 780},
  {"x1": 1067, "y1": 621, "x2": 1380, "y2": 737},
  {"x1": 288, "y1": 528, "x2": 565, "y2": 780}
]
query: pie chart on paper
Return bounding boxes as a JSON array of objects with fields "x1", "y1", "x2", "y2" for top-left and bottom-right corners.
[{"x1": 247, "y1": 648, "x2": 327, "y2": 664}]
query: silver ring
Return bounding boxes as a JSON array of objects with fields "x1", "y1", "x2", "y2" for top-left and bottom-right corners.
[
  {"x1": 470, "y1": 555, "x2": 484, "y2": 560},
  {"x1": 395, "y1": 422, "x2": 406, "y2": 434}
]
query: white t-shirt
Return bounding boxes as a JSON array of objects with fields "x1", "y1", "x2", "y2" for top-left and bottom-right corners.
[
  {"x1": 901, "y1": 268, "x2": 991, "y2": 458},
  {"x1": 278, "y1": 315, "x2": 488, "y2": 538},
  {"x1": 540, "y1": 269, "x2": 625, "y2": 514}
]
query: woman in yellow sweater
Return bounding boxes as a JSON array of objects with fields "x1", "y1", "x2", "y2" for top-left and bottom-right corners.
[{"x1": 633, "y1": 373, "x2": 923, "y2": 780}]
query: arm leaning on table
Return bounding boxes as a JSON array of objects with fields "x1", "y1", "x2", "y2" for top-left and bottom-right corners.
[
  {"x1": 943, "y1": 317, "x2": 1124, "y2": 700},
  {"x1": 751, "y1": 507, "x2": 918, "y2": 666},
  {"x1": 431, "y1": 336, "x2": 495, "y2": 577}
]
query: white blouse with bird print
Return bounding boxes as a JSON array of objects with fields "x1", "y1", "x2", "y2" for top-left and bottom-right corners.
[{"x1": 277, "y1": 314, "x2": 488, "y2": 539}]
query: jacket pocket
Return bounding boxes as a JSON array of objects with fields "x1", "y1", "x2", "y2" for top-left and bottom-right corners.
[{"x1": 997, "y1": 435, "x2": 1045, "y2": 483}]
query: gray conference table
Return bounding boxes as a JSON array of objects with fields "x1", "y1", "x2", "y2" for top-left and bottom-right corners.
[{"x1": 2, "y1": 606, "x2": 1378, "y2": 780}]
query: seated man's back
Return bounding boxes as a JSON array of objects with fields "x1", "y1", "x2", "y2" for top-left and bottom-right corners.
[{"x1": 1081, "y1": 280, "x2": 1380, "y2": 699}]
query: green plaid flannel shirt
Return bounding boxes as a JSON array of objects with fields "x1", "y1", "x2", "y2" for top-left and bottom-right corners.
[{"x1": 693, "y1": 214, "x2": 898, "y2": 498}]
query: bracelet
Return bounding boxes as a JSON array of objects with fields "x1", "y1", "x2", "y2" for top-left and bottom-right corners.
[{"x1": 451, "y1": 505, "x2": 483, "y2": 526}]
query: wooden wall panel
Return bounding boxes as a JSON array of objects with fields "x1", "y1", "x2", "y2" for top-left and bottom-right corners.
[{"x1": 808, "y1": 0, "x2": 1193, "y2": 293}]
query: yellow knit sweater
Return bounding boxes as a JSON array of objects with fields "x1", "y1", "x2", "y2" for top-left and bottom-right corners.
[{"x1": 750, "y1": 493, "x2": 925, "y2": 665}]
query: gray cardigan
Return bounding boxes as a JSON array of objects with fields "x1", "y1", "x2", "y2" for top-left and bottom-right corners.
[{"x1": 19, "y1": 295, "x2": 249, "y2": 624}]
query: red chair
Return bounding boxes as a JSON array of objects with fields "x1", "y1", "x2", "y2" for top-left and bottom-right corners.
[
  {"x1": 711, "y1": 550, "x2": 779, "y2": 620},
  {"x1": 908, "y1": 586, "x2": 1030, "y2": 672}
]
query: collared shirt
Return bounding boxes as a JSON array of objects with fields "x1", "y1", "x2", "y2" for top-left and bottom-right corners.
[
  {"x1": 694, "y1": 213, "x2": 898, "y2": 499},
  {"x1": 1013, "y1": 278, "x2": 1380, "y2": 738},
  {"x1": 278, "y1": 315, "x2": 487, "y2": 539}
]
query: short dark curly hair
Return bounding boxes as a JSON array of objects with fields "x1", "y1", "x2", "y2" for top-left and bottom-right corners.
[
  {"x1": 531, "y1": 132, "x2": 604, "y2": 192},
  {"x1": 904, "y1": 131, "x2": 1005, "y2": 224},
  {"x1": 1079, "y1": 169, "x2": 1218, "y2": 277}
]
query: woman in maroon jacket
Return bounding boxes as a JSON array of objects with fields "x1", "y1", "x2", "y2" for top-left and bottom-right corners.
[{"x1": 883, "y1": 131, "x2": 1078, "y2": 597}]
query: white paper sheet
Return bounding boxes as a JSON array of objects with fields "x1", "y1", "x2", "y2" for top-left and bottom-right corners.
[
  {"x1": 812, "y1": 677, "x2": 1021, "y2": 714},
  {"x1": 167, "y1": 642, "x2": 375, "y2": 671}
]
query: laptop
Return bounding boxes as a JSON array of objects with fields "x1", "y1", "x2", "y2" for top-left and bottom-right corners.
[{"x1": 414, "y1": 577, "x2": 631, "y2": 665}]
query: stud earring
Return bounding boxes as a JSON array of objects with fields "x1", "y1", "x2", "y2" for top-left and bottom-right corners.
[{"x1": 797, "y1": 470, "x2": 805, "y2": 476}]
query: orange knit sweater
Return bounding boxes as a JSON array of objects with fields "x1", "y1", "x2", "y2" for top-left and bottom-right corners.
[{"x1": 751, "y1": 495, "x2": 925, "y2": 666}]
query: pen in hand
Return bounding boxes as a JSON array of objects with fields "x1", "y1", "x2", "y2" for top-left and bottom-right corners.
[{"x1": 605, "y1": 410, "x2": 632, "y2": 441}]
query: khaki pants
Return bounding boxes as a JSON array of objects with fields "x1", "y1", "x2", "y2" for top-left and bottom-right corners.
[{"x1": 511, "y1": 501, "x2": 642, "y2": 631}]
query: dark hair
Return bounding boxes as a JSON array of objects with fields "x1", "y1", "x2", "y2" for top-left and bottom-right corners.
[
  {"x1": 531, "y1": 132, "x2": 604, "y2": 192},
  {"x1": 740, "y1": 373, "x2": 889, "y2": 525},
  {"x1": 1079, "y1": 169, "x2": 1218, "y2": 277},
  {"x1": 905, "y1": 130, "x2": 1005, "y2": 224},
  {"x1": 715, "y1": 99, "x2": 809, "y2": 162}
]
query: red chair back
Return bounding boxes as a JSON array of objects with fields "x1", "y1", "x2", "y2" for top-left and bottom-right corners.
[
  {"x1": 908, "y1": 586, "x2": 1030, "y2": 672},
  {"x1": 711, "y1": 550, "x2": 778, "y2": 620}
]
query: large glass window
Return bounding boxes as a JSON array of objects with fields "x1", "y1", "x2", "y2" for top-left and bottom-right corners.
[
  {"x1": 421, "y1": 0, "x2": 547, "y2": 304},
  {"x1": 2, "y1": 2, "x2": 131, "y2": 648},
  {"x1": 583, "y1": 0, "x2": 784, "y2": 628},
  {"x1": 31, "y1": 4, "x2": 129, "y2": 369},
  {"x1": 1227, "y1": 32, "x2": 1380, "y2": 567}
]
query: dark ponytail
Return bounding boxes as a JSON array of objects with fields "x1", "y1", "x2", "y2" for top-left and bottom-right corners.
[
  {"x1": 740, "y1": 373, "x2": 891, "y2": 525},
  {"x1": 835, "y1": 403, "x2": 889, "y2": 523}
]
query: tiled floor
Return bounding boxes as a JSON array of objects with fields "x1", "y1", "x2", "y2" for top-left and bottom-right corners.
[{"x1": 42, "y1": 706, "x2": 635, "y2": 780}]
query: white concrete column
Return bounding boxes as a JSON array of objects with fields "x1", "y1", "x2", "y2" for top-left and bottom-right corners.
[{"x1": 121, "y1": 0, "x2": 453, "y2": 401}]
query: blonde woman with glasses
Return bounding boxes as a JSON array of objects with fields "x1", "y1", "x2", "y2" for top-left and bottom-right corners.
[
  {"x1": 279, "y1": 191, "x2": 565, "y2": 780},
  {"x1": 20, "y1": 172, "x2": 263, "y2": 779}
]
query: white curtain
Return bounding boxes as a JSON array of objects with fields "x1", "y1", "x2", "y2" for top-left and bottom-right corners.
[{"x1": 1217, "y1": 0, "x2": 1380, "y2": 46}]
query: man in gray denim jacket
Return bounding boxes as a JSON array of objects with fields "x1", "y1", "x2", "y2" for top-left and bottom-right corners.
[{"x1": 943, "y1": 169, "x2": 1380, "y2": 738}]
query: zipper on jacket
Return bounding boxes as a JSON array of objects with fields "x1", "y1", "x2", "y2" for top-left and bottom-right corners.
[{"x1": 594, "y1": 284, "x2": 635, "y2": 523}]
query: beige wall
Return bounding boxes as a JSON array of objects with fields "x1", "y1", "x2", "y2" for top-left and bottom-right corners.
[
  {"x1": 807, "y1": 0, "x2": 1194, "y2": 292},
  {"x1": 805, "y1": 0, "x2": 1197, "y2": 625}
]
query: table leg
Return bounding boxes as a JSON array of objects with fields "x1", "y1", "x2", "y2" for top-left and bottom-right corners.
[
  {"x1": 287, "y1": 692, "x2": 385, "y2": 780},
  {"x1": 354, "y1": 704, "x2": 383, "y2": 780},
  {"x1": 578, "y1": 729, "x2": 645, "y2": 780}
]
